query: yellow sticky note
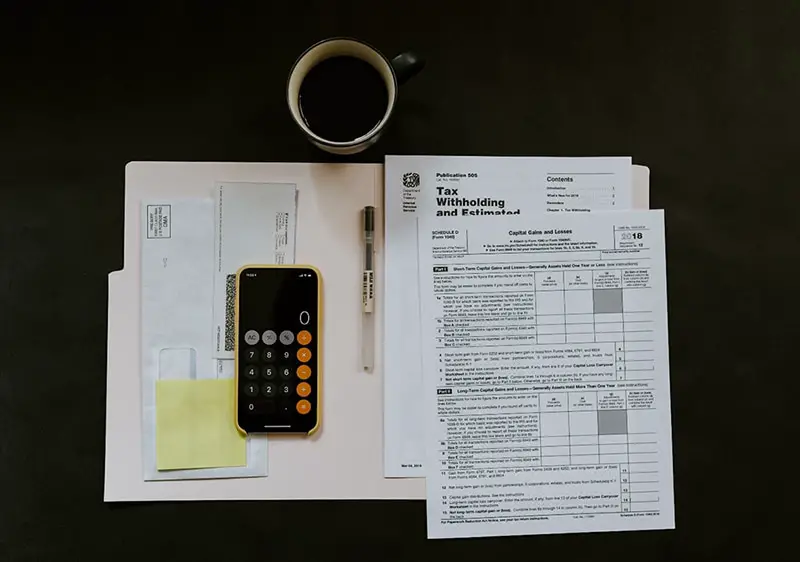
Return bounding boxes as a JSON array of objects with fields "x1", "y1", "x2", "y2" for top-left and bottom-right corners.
[{"x1": 156, "y1": 379, "x2": 246, "y2": 470}]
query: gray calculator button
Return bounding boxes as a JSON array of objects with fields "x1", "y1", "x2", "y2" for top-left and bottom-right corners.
[
  {"x1": 262, "y1": 330, "x2": 277, "y2": 345},
  {"x1": 279, "y1": 330, "x2": 294, "y2": 345},
  {"x1": 244, "y1": 330, "x2": 260, "y2": 345}
]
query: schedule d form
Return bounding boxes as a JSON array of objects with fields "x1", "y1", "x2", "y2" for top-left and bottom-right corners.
[{"x1": 417, "y1": 210, "x2": 674, "y2": 539}]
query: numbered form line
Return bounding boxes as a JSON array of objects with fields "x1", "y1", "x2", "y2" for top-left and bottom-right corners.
[
  {"x1": 432, "y1": 250, "x2": 654, "y2": 259},
  {"x1": 440, "y1": 511, "x2": 662, "y2": 523}
]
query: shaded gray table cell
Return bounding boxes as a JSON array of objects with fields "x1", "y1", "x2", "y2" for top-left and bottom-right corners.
[
  {"x1": 598, "y1": 410, "x2": 628, "y2": 435},
  {"x1": 593, "y1": 288, "x2": 623, "y2": 313}
]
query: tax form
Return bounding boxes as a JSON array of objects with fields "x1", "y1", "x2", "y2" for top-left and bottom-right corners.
[
  {"x1": 417, "y1": 210, "x2": 674, "y2": 538},
  {"x1": 384, "y1": 156, "x2": 633, "y2": 477}
]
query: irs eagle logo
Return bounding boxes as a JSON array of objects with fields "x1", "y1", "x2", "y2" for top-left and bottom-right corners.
[{"x1": 402, "y1": 172, "x2": 420, "y2": 188}]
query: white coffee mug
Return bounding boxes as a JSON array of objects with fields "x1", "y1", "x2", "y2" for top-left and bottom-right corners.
[{"x1": 287, "y1": 38, "x2": 424, "y2": 155}]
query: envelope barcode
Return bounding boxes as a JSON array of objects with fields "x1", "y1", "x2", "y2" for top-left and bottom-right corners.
[{"x1": 224, "y1": 274, "x2": 236, "y2": 351}]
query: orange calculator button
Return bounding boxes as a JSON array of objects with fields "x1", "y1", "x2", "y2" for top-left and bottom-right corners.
[
  {"x1": 296, "y1": 382, "x2": 311, "y2": 397},
  {"x1": 296, "y1": 399, "x2": 312, "y2": 415},
  {"x1": 297, "y1": 348, "x2": 312, "y2": 362},
  {"x1": 296, "y1": 365, "x2": 311, "y2": 380},
  {"x1": 297, "y1": 330, "x2": 312, "y2": 345}
]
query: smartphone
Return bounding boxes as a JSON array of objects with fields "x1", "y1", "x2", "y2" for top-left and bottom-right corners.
[{"x1": 234, "y1": 265, "x2": 321, "y2": 435}]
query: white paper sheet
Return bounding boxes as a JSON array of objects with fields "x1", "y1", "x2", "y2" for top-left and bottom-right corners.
[
  {"x1": 384, "y1": 156, "x2": 634, "y2": 477},
  {"x1": 417, "y1": 210, "x2": 674, "y2": 538},
  {"x1": 141, "y1": 199, "x2": 267, "y2": 480},
  {"x1": 212, "y1": 182, "x2": 297, "y2": 359}
]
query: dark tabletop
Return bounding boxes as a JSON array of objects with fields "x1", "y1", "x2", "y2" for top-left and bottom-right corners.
[{"x1": 1, "y1": 1, "x2": 797, "y2": 560}]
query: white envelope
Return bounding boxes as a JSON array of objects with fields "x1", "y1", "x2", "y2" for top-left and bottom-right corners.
[
  {"x1": 212, "y1": 182, "x2": 297, "y2": 359},
  {"x1": 140, "y1": 199, "x2": 267, "y2": 480}
]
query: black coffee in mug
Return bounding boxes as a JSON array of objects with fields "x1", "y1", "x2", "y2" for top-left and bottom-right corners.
[
  {"x1": 288, "y1": 38, "x2": 424, "y2": 154},
  {"x1": 298, "y1": 56, "x2": 389, "y2": 142}
]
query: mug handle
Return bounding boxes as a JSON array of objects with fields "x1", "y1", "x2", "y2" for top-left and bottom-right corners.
[{"x1": 391, "y1": 52, "x2": 425, "y2": 85}]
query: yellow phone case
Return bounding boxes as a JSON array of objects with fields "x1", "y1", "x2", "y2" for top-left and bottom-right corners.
[{"x1": 234, "y1": 264, "x2": 322, "y2": 436}]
